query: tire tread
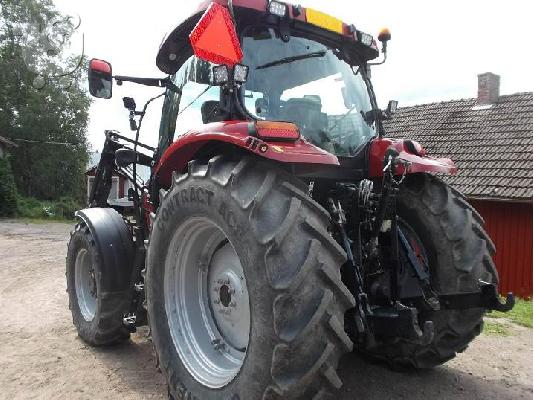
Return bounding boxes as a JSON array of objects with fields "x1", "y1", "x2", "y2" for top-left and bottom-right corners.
[{"x1": 152, "y1": 156, "x2": 354, "y2": 399}]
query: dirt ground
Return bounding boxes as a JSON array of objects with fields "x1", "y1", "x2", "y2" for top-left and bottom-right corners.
[{"x1": 0, "y1": 220, "x2": 531, "y2": 400}]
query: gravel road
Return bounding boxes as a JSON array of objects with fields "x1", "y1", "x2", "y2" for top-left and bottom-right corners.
[{"x1": 0, "y1": 221, "x2": 531, "y2": 400}]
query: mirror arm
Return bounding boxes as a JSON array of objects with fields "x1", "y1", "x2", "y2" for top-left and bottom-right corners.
[
  {"x1": 162, "y1": 77, "x2": 182, "y2": 94},
  {"x1": 368, "y1": 50, "x2": 387, "y2": 66},
  {"x1": 114, "y1": 75, "x2": 164, "y2": 87},
  {"x1": 368, "y1": 40, "x2": 389, "y2": 66},
  {"x1": 113, "y1": 75, "x2": 181, "y2": 93}
]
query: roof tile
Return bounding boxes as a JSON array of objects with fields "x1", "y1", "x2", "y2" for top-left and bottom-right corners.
[{"x1": 384, "y1": 92, "x2": 533, "y2": 200}]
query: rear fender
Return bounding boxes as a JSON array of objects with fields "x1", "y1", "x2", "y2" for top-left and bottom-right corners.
[
  {"x1": 154, "y1": 121, "x2": 339, "y2": 187},
  {"x1": 75, "y1": 208, "x2": 134, "y2": 293},
  {"x1": 369, "y1": 138, "x2": 457, "y2": 178}
]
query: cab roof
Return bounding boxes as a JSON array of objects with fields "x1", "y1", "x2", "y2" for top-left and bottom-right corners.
[{"x1": 156, "y1": 0, "x2": 379, "y2": 75}]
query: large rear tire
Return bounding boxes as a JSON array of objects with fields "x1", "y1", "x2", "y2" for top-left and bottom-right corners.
[
  {"x1": 365, "y1": 173, "x2": 498, "y2": 368},
  {"x1": 146, "y1": 156, "x2": 355, "y2": 400}
]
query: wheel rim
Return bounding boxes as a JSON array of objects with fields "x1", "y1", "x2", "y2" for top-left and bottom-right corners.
[
  {"x1": 74, "y1": 247, "x2": 97, "y2": 321},
  {"x1": 398, "y1": 218, "x2": 430, "y2": 278},
  {"x1": 164, "y1": 217, "x2": 251, "y2": 388}
]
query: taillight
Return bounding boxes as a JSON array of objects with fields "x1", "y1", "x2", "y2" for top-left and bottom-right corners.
[{"x1": 255, "y1": 121, "x2": 300, "y2": 141}]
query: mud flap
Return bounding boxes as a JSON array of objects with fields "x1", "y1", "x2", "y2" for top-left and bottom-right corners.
[{"x1": 75, "y1": 208, "x2": 135, "y2": 293}]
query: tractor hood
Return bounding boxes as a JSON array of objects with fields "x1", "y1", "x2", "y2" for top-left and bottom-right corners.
[{"x1": 156, "y1": 0, "x2": 379, "y2": 75}]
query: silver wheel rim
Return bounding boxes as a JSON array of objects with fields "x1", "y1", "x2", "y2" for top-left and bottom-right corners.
[
  {"x1": 164, "y1": 217, "x2": 251, "y2": 388},
  {"x1": 74, "y1": 248, "x2": 97, "y2": 321}
]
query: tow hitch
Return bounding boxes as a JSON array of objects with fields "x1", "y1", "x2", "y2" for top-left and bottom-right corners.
[
  {"x1": 367, "y1": 283, "x2": 514, "y2": 345},
  {"x1": 403, "y1": 282, "x2": 515, "y2": 313}
]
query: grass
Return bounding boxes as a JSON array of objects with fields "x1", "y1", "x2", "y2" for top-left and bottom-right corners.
[
  {"x1": 484, "y1": 320, "x2": 512, "y2": 336},
  {"x1": 484, "y1": 298, "x2": 532, "y2": 336},
  {"x1": 486, "y1": 298, "x2": 532, "y2": 328},
  {"x1": 15, "y1": 196, "x2": 80, "y2": 221}
]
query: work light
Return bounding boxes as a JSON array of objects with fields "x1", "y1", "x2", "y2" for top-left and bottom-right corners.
[
  {"x1": 360, "y1": 32, "x2": 374, "y2": 47},
  {"x1": 233, "y1": 64, "x2": 249, "y2": 84},
  {"x1": 212, "y1": 65, "x2": 229, "y2": 85},
  {"x1": 268, "y1": 1, "x2": 288, "y2": 17}
]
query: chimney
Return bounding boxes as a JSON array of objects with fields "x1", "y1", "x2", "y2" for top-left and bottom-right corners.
[{"x1": 477, "y1": 72, "x2": 500, "y2": 104}]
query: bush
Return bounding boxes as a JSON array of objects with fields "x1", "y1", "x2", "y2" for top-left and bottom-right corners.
[
  {"x1": 0, "y1": 157, "x2": 18, "y2": 217},
  {"x1": 16, "y1": 196, "x2": 82, "y2": 220},
  {"x1": 53, "y1": 196, "x2": 81, "y2": 219},
  {"x1": 17, "y1": 197, "x2": 50, "y2": 219}
]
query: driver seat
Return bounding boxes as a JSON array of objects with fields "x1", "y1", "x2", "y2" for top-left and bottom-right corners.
[{"x1": 280, "y1": 96, "x2": 328, "y2": 132}]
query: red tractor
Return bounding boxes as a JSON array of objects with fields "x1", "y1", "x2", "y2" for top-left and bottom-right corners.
[{"x1": 67, "y1": 1, "x2": 514, "y2": 399}]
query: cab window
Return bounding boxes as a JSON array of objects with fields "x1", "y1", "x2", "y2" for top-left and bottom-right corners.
[{"x1": 171, "y1": 56, "x2": 220, "y2": 138}]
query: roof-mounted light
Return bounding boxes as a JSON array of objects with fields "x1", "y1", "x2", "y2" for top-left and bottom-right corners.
[
  {"x1": 233, "y1": 64, "x2": 249, "y2": 84},
  {"x1": 268, "y1": 1, "x2": 288, "y2": 17},
  {"x1": 360, "y1": 32, "x2": 374, "y2": 47},
  {"x1": 212, "y1": 64, "x2": 249, "y2": 85},
  {"x1": 212, "y1": 65, "x2": 229, "y2": 85}
]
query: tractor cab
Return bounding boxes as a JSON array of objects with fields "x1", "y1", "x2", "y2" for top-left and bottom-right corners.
[{"x1": 154, "y1": 0, "x2": 389, "y2": 159}]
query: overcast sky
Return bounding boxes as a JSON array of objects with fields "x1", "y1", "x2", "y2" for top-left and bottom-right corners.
[{"x1": 53, "y1": 0, "x2": 534, "y2": 151}]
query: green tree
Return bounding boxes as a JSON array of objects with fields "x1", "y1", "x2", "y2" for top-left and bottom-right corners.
[{"x1": 0, "y1": 0, "x2": 90, "y2": 202}]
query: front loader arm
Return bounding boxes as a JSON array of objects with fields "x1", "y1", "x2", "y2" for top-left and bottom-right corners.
[{"x1": 89, "y1": 132, "x2": 123, "y2": 207}]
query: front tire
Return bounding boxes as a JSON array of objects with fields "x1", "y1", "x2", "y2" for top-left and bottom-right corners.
[
  {"x1": 147, "y1": 156, "x2": 355, "y2": 400},
  {"x1": 66, "y1": 223, "x2": 130, "y2": 345}
]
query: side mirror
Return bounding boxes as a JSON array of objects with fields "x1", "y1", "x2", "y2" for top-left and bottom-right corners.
[
  {"x1": 88, "y1": 58, "x2": 113, "y2": 99},
  {"x1": 122, "y1": 97, "x2": 137, "y2": 112},
  {"x1": 122, "y1": 97, "x2": 138, "y2": 131},
  {"x1": 189, "y1": 3, "x2": 243, "y2": 66},
  {"x1": 386, "y1": 100, "x2": 398, "y2": 118}
]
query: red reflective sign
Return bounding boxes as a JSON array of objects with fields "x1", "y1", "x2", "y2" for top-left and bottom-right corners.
[{"x1": 189, "y1": 2, "x2": 243, "y2": 66}]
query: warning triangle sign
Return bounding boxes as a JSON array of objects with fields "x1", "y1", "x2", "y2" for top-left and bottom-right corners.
[{"x1": 189, "y1": 2, "x2": 243, "y2": 66}]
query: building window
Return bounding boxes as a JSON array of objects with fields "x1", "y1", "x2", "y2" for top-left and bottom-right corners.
[{"x1": 87, "y1": 175, "x2": 120, "y2": 201}]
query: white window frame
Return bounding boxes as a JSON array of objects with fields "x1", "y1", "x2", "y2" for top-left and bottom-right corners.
[{"x1": 87, "y1": 175, "x2": 120, "y2": 201}]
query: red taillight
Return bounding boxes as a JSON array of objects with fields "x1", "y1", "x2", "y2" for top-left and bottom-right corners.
[{"x1": 255, "y1": 121, "x2": 300, "y2": 141}]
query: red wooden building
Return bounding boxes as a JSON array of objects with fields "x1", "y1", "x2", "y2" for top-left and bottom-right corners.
[
  {"x1": 85, "y1": 164, "x2": 130, "y2": 200},
  {"x1": 85, "y1": 151, "x2": 151, "y2": 206},
  {"x1": 85, "y1": 150, "x2": 131, "y2": 202},
  {"x1": 385, "y1": 73, "x2": 533, "y2": 298}
]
